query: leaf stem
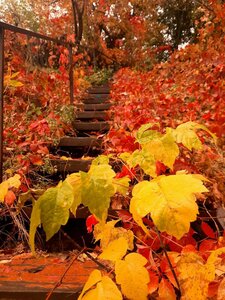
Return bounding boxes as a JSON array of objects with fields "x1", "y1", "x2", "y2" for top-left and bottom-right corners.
[{"x1": 154, "y1": 227, "x2": 181, "y2": 296}]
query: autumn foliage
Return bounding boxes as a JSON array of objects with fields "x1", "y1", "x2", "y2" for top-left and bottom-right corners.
[{"x1": 1, "y1": 0, "x2": 225, "y2": 299}]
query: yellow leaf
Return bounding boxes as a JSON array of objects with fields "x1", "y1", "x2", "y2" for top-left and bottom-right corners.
[
  {"x1": 65, "y1": 173, "x2": 82, "y2": 216},
  {"x1": 78, "y1": 269, "x2": 102, "y2": 300},
  {"x1": 94, "y1": 220, "x2": 134, "y2": 250},
  {"x1": 99, "y1": 237, "x2": 128, "y2": 261},
  {"x1": 115, "y1": 253, "x2": 149, "y2": 300},
  {"x1": 78, "y1": 270, "x2": 122, "y2": 300},
  {"x1": 0, "y1": 174, "x2": 21, "y2": 202},
  {"x1": 170, "y1": 121, "x2": 217, "y2": 151},
  {"x1": 177, "y1": 252, "x2": 213, "y2": 300},
  {"x1": 144, "y1": 130, "x2": 179, "y2": 170},
  {"x1": 206, "y1": 247, "x2": 225, "y2": 280},
  {"x1": 7, "y1": 174, "x2": 21, "y2": 189},
  {"x1": 0, "y1": 181, "x2": 9, "y2": 202},
  {"x1": 217, "y1": 277, "x2": 225, "y2": 300},
  {"x1": 130, "y1": 174, "x2": 208, "y2": 239}
]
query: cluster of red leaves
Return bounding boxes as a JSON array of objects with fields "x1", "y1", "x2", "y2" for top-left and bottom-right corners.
[
  {"x1": 107, "y1": 2, "x2": 225, "y2": 146},
  {"x1": 3, "y1": 32, "x2": 88, "y2": 184},
  {"x1": 99, "y1": 2, "x2": 225, "y2": 296}
]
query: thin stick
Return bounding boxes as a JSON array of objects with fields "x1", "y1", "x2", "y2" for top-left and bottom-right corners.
[
  {"x1": 45, "y1": 249, "x2": 84, "y2": 300},
  {"x1": 155, "y1": 227, "x2": 181, "y2": 294},
  {"x1": 60, "y1": 229, "x2": 113, "y2": 273}
]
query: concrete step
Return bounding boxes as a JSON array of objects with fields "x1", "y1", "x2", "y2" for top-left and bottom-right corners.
[
  {"x1": 58, "y1": 136, "x2": 102, "y2": 148},
  {"x1": 76, "y1": 111, "x2": 107, "y2": 120},
  {"x1": 73, "y1": 121, "x2": 110, "y2": 132}
]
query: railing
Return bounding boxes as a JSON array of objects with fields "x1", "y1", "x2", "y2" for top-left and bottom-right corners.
[{"x1": 0, "y1": 21, "x2": 76, "y2": 182}]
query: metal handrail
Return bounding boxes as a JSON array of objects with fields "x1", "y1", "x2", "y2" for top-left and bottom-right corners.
[{"x1": 0, "y1": 21, "x2": 76, "y2": 182}]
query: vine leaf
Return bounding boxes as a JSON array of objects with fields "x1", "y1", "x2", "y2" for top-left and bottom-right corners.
[
  {"x1": 29, "y1": 200, "x2": 41, "y2": 254},
  {"x1": 130, "y1": 174, "x2": 208, "y2": 239},
  {"x1": 0, "y1": 174, "x2": 21, "y2": 202},
  {"x1": 78, "y1": 270, "x2": 122, "y2": 300},
  {"x1": 99, "y1": 237, "x2": 128, "y2": 261},
  {"x1": 81, "y1": 161, "x2": 129, "y2": 221},
  {"x1": 29, "y1": 180, "x2": 74, "y2": 253},
  {"x1": 170, "y1": 121, "x2": 217, "y2": 150},
  {"x1": 115, "y1": 253, "x2": 149, "y2": 300},
  {"x1": 143, "y1": 130, "x2": 179, "y2": 170},
  {"x1": 65, "y1": 173, "x2": 82, "y2": 216},
  {"x1": 94, "y1": 220, "x2": 134, "y2": 250},
  {"x1": 177, "y1": 252, "x2": 212, "y2": 300},
  {"x1": 136, "y1": 123, "x2": 161, "y2": 144},
  {"x1": 158, "y1": 278, "x2": 176, "y2": 300}
]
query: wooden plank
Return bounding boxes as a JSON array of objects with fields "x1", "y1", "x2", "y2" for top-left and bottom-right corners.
[
  {"x1": 76, "y1": 111, "x2": 107, "y2": 120},
  {"x1": 50, "y1": 159, "x2": 92, "y2": 172},
  {"x1": 82, "y1": 98, "x2": 109, "y2": 104},
  {"x1": 82, "y1": 94, "x2": 110, "y2": 103},
  {"x1": 83, "y1": 103, "x2": 111, "y2": 111},
  {"x1": 87, "y1": 87, "x2": 110, "y2": 94},
  {"x1": 0, "y1": 255, "x2": 99, "y2": 300},
  {"x1": 73, "y1": 122, "x2": 110, "y2": 132},
  {"x1": 58, "y1": 136, "x2": 102, "y2": 148}
]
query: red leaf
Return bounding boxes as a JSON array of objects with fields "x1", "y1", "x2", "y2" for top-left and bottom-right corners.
[
  {"x1": 4, "y1": 191, "x2": 16, "y2": 206},
  {"x1": 201, "y1": 221, "x2": 216, "y2": 239},
  {"x1": 148, "y1": 270, "x2": 159, "y2": 294},
  {"x1": 86, "y1": 215, "x2": 98, "y2": 233},
  {"x1": 158, "y1": 278, "x2": 176, "y2": 300},
  {"x1": 29, "y1": 155, "x2": 44, "y2": 166}
]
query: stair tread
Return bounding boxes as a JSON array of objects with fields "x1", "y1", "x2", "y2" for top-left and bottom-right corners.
[
  {"x1": 73, "y1": 121, "x2": 110, "y2": 131},
  {"x1": 50, "y1": 158, "x2": 92, "y2": 172},
  {"x1": 59, "y1": 136, "x2": 102, "y2": 147},
  {"x1": 77, "y1": 103, "x2": 111, "y2": 111},
  {"x1": 76, "y1": 111, "x2": 107, "y2": 120}
]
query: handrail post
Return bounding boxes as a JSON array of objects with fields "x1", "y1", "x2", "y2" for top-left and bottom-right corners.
[
  {"x1": 69, "y1": 44, "x2": 74, "y2": 105},
  {"x1": 0, "y1": 26, "x2": 4, "y2": 183}
]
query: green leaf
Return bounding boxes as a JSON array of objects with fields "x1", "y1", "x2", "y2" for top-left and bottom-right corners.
[
  {"x1": 39, "y1": 180, "x2": 74, "y2": 240},
  {"x1": 81, "y1": 164, "x2": 115, "y2": 221},
  {"x1": 136, "y1": 123, "x2": 161, "y2": 144},
  {"x1": 65, "y1": 173, "x2": 82, "y2": 216},
  {"x1": 112, "y1": 176, "x2": 130, "y2": 196},
  {"x1": 29, "y1": 200, "x2": 41, "y2": 254},
  {"x1": 130, "y1": 174, "x2": 208, "y2": 239}
]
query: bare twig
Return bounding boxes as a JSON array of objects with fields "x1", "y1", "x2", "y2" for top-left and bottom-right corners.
[
  {"x1": 155, "y1": 226, "x2": 181, "y2": 295},
  {"x1": 60, "y1": 229, "x2": 113, "y2": 273},
  {"x1": 45, "y1": 249, "x2": 84, "y2": 300}
]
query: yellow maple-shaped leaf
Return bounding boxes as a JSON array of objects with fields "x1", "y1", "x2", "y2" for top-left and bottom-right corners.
[
  {"x1": 7, "y1": 174, "x2": 21, "y2": 189},
  {"x1": 177, "y1": 252, "x2": 213, "y2": 300},
  {"x1": 143, "y1": 130, "x2": 179, "y2": 170},
  {"x1": 206, "y1": 247, "x2": 225, "y2": 280},
  {"x1": 170, "y1": 121, "x2": 217, "y2": 151},
  {"x1": 124, "y1": 149, "x2": 156, "y2": 177},
  {"x1": 78, "y1": 270, "x2": 122, "y2": 300},
  {"x1": 99, "y1": 237, "x2": 128, "y2": 261},
  {"x1": 130, "y1": 174, "x2": 208, "y2": 239},
  {"x1": 115, "y1": 253, "x2": 149, "y2": 300},
  {"x1": 0, "y1": 174, "x2": 21, "y2": 202},
  {"x1": 94, "y1": 220, "x2": 134, "y2": 250}
]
